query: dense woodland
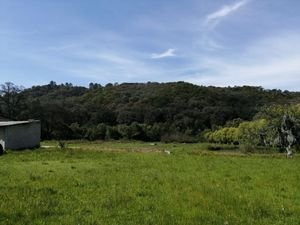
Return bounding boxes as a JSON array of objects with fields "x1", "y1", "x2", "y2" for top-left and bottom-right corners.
[{"x1": 1, "y1": 81, "x2": 300, "y2": 146}]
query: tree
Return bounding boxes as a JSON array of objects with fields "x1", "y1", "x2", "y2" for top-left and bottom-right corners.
[
  {"x1": 237, "y1": 119, "x2": 269, "y2": 147},
  {"x1": 2, "y1": 81, "x2": 300, "y2": 141},
  {"x1": 275, "y1": 115, "x2": 298, "y2": 157},
  {"x1": 0, "y1": 82, "x2": 24, "y2": 118}
]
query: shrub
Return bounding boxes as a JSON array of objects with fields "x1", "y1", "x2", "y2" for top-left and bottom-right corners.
[
  {"x1": 69, "y1": 123, "x2": 85, "y2": 139},
  {"x1": 96, "y1": 123, "x2": 107, "y2": 140},
  {"x1": 84, "y1": 124, "x2": 107, "y2": 141},
  {"x1": 203, "y1": 127, "x2": 238, "y2": 144},
  {"x1": 105, "y1": 126, "x2": 121, "y2": 140},
  {"x1": 58, "y1": 141, "x2": 66, "y2": 150},
  {"x1": 237, "y1": 119, "x2": 269, "y2": 146}
]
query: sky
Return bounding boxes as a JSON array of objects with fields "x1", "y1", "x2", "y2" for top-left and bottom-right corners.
[{"x1": 0, "y1": 0, "x2": 300, "y2": 90}]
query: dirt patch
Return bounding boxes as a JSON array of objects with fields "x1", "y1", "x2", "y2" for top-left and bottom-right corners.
[
  {"x1": 41, "y1": 144, "x2": 163, "y2": 153},
  {"x1": 65, "y1": 146, "x2": 163, "y2": 153}
]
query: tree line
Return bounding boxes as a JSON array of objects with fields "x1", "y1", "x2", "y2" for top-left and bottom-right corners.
[{"x1": 1, "y1": 81, "x2": 300, "y2": 144}]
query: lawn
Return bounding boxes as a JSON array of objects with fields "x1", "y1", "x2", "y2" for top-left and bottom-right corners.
[{"x1": 0, "y1": 141, "x2": 299, "y2": 225}]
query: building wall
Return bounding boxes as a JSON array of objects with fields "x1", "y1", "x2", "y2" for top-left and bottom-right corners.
[{"x1": 5, "y1": 122, "x2": 41, "y2": 150}]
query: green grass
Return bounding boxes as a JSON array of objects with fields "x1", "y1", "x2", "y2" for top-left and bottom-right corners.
[{"x1": 0, "y1": 141, "x2": 300, "y2": 225}]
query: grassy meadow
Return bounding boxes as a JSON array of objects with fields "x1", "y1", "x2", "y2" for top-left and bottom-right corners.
[{"x1": 0, "y1": 141, "x2": 300, "y2": 225}]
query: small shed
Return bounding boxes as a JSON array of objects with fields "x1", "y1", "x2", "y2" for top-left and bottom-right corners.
[{"x1": 0, "y1": 120, "x2": 41, "y2": 152}]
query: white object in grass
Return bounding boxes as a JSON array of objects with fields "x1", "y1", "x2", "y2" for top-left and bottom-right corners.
[{"x1": 164, "y1": 150, "x2": 171, "y2": 155}]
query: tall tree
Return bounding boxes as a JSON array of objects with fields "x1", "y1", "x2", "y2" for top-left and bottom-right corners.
[{"x1": 0, "y1": 82, "x2": 24, "y2": 119}]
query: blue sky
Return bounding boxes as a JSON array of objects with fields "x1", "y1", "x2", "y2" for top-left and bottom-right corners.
[{"x1": 1, "y1": 0, "x2": 300, "y2": 90}]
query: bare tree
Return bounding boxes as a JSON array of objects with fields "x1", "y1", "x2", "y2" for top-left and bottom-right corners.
[
  {"x1": 276, "y1": 115, "x2": 297, "y2": 158},
  {"x1": 0, "y1": 82, "x2": 24, "y2": 119}
]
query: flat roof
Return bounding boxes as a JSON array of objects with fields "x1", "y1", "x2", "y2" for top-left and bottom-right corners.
[{"x1": 0, "y1": 121, "x2": 39, "y2": 127}]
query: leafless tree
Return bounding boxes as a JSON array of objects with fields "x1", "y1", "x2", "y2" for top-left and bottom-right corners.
[{"x1": 0, "y1": 82, "x2": 24, "y2": 119}]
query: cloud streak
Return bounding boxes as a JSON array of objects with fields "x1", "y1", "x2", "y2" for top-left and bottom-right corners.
[
  {"x1": 204, "y1": 0, "x2": 249, "y2": 29},
  {"x1": 151, "y1": 49, "x2": 176, "y2": 59}
]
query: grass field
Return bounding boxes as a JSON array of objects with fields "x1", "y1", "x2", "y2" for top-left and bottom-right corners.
[{"x1": 0, "y1": 141, "x2": 300, "y2": 225}]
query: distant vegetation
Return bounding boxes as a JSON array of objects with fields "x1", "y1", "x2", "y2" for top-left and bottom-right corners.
[
  {"x1": 1, "y1": 81, "x2": 300, "y2": 149},
  {"x1": 204, "y1": 105, "x2": 300, "y2": 152}
]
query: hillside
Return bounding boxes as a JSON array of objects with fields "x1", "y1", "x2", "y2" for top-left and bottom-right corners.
[{"x1": 1, "y1": 81, "x2": 300, "y2": 140}]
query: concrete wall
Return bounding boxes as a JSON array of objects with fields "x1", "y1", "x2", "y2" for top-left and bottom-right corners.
[{"x1": 4, "y1": 122, "x2": 41, "y2": 150}]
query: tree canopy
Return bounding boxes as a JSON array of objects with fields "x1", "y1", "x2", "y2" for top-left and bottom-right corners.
[{"x1": 1, "y1": 81, "x2": 300, "y2": 142}]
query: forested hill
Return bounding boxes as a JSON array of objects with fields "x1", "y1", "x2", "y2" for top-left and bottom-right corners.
[{"x1": 2, "y1": 81, "x2": 300, "y2": 141}]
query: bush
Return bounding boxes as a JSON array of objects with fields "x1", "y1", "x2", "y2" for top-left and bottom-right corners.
[
  {"x1": 117, "y1": 123, "x2": 146, "y2": 140},
  {"x1": 96, "y1": 123, "x2": 107, "y2": 140},
  {"x1": 69, "y1": 123, "x2": 85, "y2": 139},
  {"x1": 58, "y1": 141, "x2": 66, "y2": 150},
  {"x1": 105, "y1": 126, "x2": 121, "y2": 140},
  {"x1": 202, "y1": 127, "x2": 238, "y2": 144},
  {"x1": 237, "y1": 119, "x2": 269, "y2": 146},
  {"x1": 84, "y1": 124, "x2": 107, "y2": 141}
]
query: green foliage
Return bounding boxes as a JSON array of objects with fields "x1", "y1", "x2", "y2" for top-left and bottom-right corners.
[
  {"x1": 116, "y1": 123, "x2": 146, "y2": 140},
  {"x1": 237, "y1": 119, "x2": 269, "y2": 146},
  {"x1": 204, "y1": 127, "x2": 239, "y2": 144},
  {"x1": 255, "y1": 104, "x2": 300, "y2": 130},
  {"x1": 105, "y1": 126, "x2": 121, "y2": 140},
  {"x1": 225, "y1": 118, "x2": 244, "y2": 128},
  {"x1": 255, "y1": 104, "x2": 300, "y2": 147},
  {"x1": 84, "y1": 124, "x2": 107, "y2": 141},
  {"x1": 204, "y1": 104, "x2": 300, "y2": 152},
  {"x1": 0, "y1": 82, "x2": 24, "y2": 119},
  {"x1": 204, "y1": 119, "x2": 273, "y2": 149},
  {"x1": 57, "y1": 141, "x2": 66, "y2": 150},
  {"x1": 144, "y1": 123, "x2": 163, "y2": 141},
  {"x1": 69, "y1": 123, "x2": 85, "y2": 139},
  {"x1": 2, "y1": 81, "x2": 300, "y2": 142}
]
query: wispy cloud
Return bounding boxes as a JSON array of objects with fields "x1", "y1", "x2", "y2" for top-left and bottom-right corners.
[
  {"x1": 198, "y1": 0, "x2": 250, "y2": 51},
  {"x1": 68, "y1": 50, "x2": 161, "y2": 82},
  {"x1": 151, "y1": 49, "x2": 176, "y2": 59},
  {"x1": 184, "y1": 32, "x2": 300, "y2": 91},
  {"x1": 198, "y1": 36, "x2": 224, "y2": 51},
  {"x1": 204, "y1": 0, "x2": 249, "y2": 29}
]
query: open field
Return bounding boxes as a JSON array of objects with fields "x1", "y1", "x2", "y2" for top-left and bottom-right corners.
[{"x1": 0, "y1": 141, "x2": 300, "y2": 225}]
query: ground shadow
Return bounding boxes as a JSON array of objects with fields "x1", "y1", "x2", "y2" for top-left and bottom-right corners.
[{"x1": 0, "y1": 144, "x2": 4, "y2": 156}]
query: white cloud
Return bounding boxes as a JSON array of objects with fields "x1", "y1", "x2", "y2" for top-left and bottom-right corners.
[
  {"x1": 199, "y1": 1, "x2": 249, "y2": 52},
  {"x1": 185, "y1": 32, "x2": 300, "y2": 91},
  {"x1": 204, "y1": 0, "x2": 249, "y2": 29},
  {"x1": 151, "y1": 49, "x2": 176, "y2": 59},
  {"x1": 4, "y1": 30, "x2": 178, "y2": 84},
  {"x1": 188, "y1": 58, "x2": 300, "y2": 89}
]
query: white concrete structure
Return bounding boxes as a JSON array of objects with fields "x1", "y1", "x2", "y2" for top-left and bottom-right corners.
[{"x1": 0, "y1": 120, "x2": 41, "y2": 151}]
